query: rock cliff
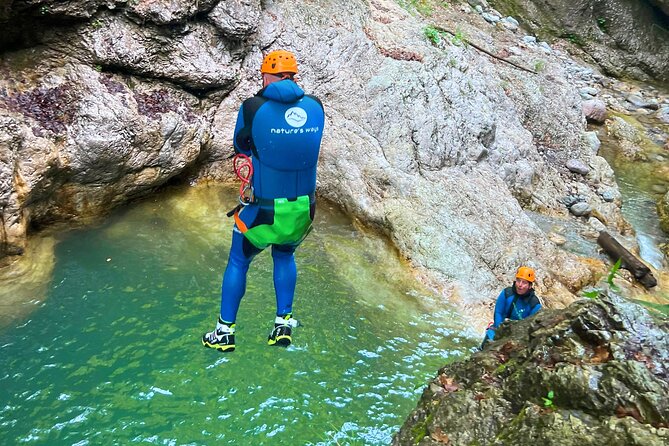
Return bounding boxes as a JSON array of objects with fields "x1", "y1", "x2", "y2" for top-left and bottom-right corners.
[
  {"x1": 393, "y1": 292, "x2": 669, "y2": 445},
  {"x1": 0, "y1": 0, "x2": 651, "y2": 306}
]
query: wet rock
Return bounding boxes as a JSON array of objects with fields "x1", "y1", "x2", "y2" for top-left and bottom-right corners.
[
  {"x1": 657, "y1": 191, "x2": 669, "y2": 234},
  {"x1": 598, "y1": 187, "x2": 619, "y2": 203},
  {"x1": 562, "y1": 194, "x2": 586, "y2": 207},
  {"x1": 394, "y1": 293, "x2": 669, "y2": 446},
  {"x1": 626, "y1": 94, "x2": 660, "y2": 110},
  {"x1": 658, "y1": 106, "x2": 669, "y2": 124},
  {"x1": 582, "y1": 99, "x2": 607, "y2": 123},
  {"x1": 566, "y1": 159, "x2": 590, "y2": 175},
  {"x1": 582, "y1": 131, "x2": 601, "y2": 155},
  {"x1": 570, "y1": 202, "x2": 592, "y2": 216}
]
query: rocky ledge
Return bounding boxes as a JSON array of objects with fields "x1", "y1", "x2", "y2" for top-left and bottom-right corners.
[{"x1": 393, "y1": 292, "x2": 669, "y2": 445}]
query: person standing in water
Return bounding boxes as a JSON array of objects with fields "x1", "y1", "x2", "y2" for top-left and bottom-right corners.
[
  {"x1": 482, "y1": 266, "x2": 542, "y2": 347},
  {"x1": 202, "y1": 50, "x2": 325, "y2": 352}
]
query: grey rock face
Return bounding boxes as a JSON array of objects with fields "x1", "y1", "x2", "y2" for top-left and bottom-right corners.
[
  {"x1": 69, "y1": 13, "x2": 242, "y2": 91},
  {"x1": 208, "y1": 0, "x2": 261, "y2": 39},
  {"x1": 0, "y1": 53, "x2": 205, "y2": 257},
  {"x1": 393, "y1": 293, "x2": 669, "y2": 445},
  {"x1": 488, "y1": 0, "x2": 669, "y2": 82},
  {"x1": 0, "y1": 0, "x2": 626, "y2": 304}
]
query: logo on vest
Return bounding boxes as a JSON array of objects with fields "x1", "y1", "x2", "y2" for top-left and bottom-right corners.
[{"x1": 285, "y1": 107, "x2": 307, "y2": 128}]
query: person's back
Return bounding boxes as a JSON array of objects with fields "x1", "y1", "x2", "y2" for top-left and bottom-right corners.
[{"x1": 234, "y1": 79, "x2": 324, "y2": 200}]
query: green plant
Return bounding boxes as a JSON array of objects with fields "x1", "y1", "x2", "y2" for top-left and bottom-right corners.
[
  {"x1": 606, "y1": 258, "x2": 622, "y2": 291},
  {"x1": 39, "y1": 5, "x2": 49, "y2": 15},
  {"x1": 94, "y1": 64, "x2": 102, "y2": 72},
  {"x1": 582, "y1": 258, "x2": 622, "y2": 299},
  {"x1": 533, "y1": 60, "x2": 546, "y2": 72},
  {"x1": 564, "y1": 32, "x2": 584, "y2": 46},
  {"x1": 424, "y1": 26, "x2": 441, "y2": 45},
  {"x1": 451, "y1": 28, "x2": 467, "y2": 46},
  {"x1": 91, "y1": 19, "x2": 103, "y2": 29},
  {"x1": 542, "y1": 390, "x2": 555, "y2": 408},
  {"x1": 596, "y1": 17, "x2": 608, "y2": 32}
]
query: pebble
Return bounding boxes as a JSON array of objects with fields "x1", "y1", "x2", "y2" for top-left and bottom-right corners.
[
  {"x1": 570, "y1": 202, "x2": 592, "y2": 217},
  {"x1": 566, "y1": 159, "x2": 591, "y2": 175},
  {"x1": 588, "y1": 217, "x2": 606, "y2": 231},
  {"x1": 548, "y1": 232, "x2": 567, "y2": 246},
  {"x1": 522, "y1": 35, "x2": 537, "y2": 44},
  {"x1": 562, "y1": 194, "x2": 585, "y2": 207},
  {"x1": 482, "y1": 12, "x2": 500, "y2": 23},
  {"x1": 579, "y1": 87, "x2": 599, "y2": 97},
  {"x1": 538, "y1": 42, "x2": 552, "y2": 53},
  {"x1": 598, "y1": 188, "x2": 617, "y2": 202}
]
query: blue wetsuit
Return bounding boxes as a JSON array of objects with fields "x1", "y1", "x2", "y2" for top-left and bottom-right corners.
[
  {"x1": 219, "y1": 79, "x2": 325, "y2": 324},
  {"x1": 485, "y1": 285, "x2": 541, "y2": 341}
]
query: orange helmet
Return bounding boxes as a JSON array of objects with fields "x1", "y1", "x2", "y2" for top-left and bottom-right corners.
[
  {"x1": 516, "y1": 266, "x2": 536, "y2": 283},
  {"x1": 260, "y1": 50, "x2": 298, "y2": 75}
]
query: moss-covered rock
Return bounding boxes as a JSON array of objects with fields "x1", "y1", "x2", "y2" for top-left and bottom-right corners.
[{"x1": 393, "y1": 292, "x2": 669, "y2": 445}]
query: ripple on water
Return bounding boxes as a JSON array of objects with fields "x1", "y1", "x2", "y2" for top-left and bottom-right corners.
[{"x1": 0, "y1": 184, "x2": 477, "y2": 445}]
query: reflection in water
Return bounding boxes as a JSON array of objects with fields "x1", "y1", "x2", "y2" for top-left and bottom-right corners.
[
  {"x1": 0, "y1": 236, "x2": 56, "y2": 330},
  {"x1": 0, "y1": 184, "x2": 476, "y2": 445}
]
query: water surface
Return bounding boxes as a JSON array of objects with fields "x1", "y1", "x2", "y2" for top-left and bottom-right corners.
[{"x1": 0, "y1": 184, "x2": 475, "y2": 445}]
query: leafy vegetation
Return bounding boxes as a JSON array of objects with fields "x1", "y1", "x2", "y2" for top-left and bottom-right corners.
[
  {"x1": 583, "y1": 258, "x2": 622, "y2": 299},
  {"x1": 424, "y1": 25, "x2": 441, "y2": 45},
  {"x1": 596, "y1": 17, "x2": 608, "y2": 33},
  {"x1": 533, "y1": 60, "x2": 546, "y2": 72},
  {"x1": 542, "y1": 390, "x2": 555, "y2": 408}
]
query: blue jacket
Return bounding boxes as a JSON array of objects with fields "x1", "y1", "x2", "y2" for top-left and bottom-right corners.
[
  {"x1": 486, "y1": 285, "x2": 541, "y2": 341},
  {"x1": 233, "y1": 79, "x2": 325, "y2": 201}
]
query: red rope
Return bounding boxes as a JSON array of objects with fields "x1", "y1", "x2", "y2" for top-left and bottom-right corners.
[{"x1": 232, "y1": 154, "x2": 253, "y2": 204}]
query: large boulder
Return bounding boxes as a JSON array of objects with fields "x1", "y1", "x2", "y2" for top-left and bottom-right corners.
[{"x1": 393, "y1": 293, "x2": 669, "y2": 445}]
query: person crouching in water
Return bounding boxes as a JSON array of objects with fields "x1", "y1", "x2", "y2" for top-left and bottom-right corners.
[{"x1": 482, "y1": 266, "x2": 542, "y2": 348}]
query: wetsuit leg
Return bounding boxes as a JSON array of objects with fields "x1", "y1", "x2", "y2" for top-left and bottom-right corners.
[
  {"x1": 219, "y1": 227, "x2": 262, "y2": 323},
  {"x1": 271, "y1": 244, "x2": 297, "y2": 316}
]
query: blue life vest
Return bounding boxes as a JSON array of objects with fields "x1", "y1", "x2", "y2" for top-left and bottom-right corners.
[
  {"x1": 493, "y1": 286, "x2": 542, "y2": 328},
  {"x1": 232, "y1": 79, "x2": 325, "y2": 200}
]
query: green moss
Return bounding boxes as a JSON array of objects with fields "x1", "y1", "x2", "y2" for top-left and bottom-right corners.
[{"x1": 411, "y1": 412, "x2": 434, "y2": 444}]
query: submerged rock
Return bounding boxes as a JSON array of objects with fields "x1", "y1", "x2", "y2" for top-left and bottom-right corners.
[{"x1": 393, "y1": 293, "x2": 669, "y2": 445}]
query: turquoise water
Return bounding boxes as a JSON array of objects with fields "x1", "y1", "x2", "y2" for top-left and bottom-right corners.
[{"x1": 0, "y1": 185, "x2": 475, "y2": 445}]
